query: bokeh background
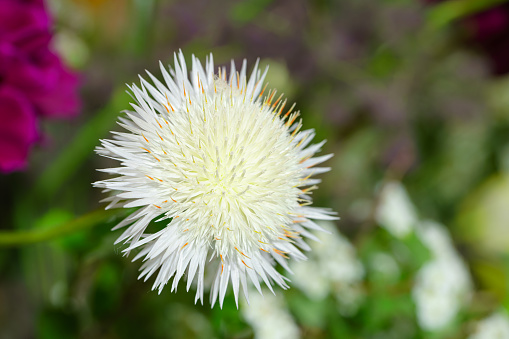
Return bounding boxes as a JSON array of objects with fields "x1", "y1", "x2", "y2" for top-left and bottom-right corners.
[{"x1": 2, "y1": 0, "x2": 509, "y2": 338}]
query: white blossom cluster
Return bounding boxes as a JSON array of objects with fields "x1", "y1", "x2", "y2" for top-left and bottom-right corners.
[
  {"x1": 375, "y1": 181, "x2": 418, "y2": 238},
  {"x1": 376, "y1": 181, "x2": 472, "y2": 331},
  {"x1": 241, "y1": 290, "x2": 300, "y2": 339},
  {"x1": 469, "y1": 311, "x2": 509, "y2": 339},
  {"x1": 412, "y1": 221, "x2": 472, "y2": 331},
  {"x1": 290, "y1": 220, "x2": 365, "y2": 315}
]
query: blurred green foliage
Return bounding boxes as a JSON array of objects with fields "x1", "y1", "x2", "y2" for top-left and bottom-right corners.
[{"x1": 3, "y1": 0, "x2": 509, "y2": 338}]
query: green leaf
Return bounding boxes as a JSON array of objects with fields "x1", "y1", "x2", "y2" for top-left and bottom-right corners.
[
  {"x1": 363, "y1": 294, "x2": 415, "y2": 332},
  {"x1": 37, "y1": 308, "x2": 78, "y2": 339},
  {"x1": 398, "y1": 232, "x2": 431, "y2": 272},
  {"x1": 91, "y1": 262, "x2": 123, "y2": 317},
  {"x1": 287, "y1": 292, "x2": 330, "y2": 329}
]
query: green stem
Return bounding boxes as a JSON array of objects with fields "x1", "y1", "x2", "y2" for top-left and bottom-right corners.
[
  {"x1": 0, "y1": 208, "x2": 126, "y2": 247},
  {"x1": 30, "y1": 88, "x2": 130, "y2": 201}
]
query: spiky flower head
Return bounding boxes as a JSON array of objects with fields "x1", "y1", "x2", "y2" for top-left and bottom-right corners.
[{"x1": 94, "y1": 51, "x2": 336, "y2": 307}]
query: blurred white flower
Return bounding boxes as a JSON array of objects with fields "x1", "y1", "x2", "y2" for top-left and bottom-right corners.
[
  {"x1": 375, "y1": 181, "x2": 417, "y2": 238},
  {"x1": 94, "y1": 51, "x2": 336, "y2": 307},
  {"x1": 291, "y1": 220, "x2": 364, "y2": 315},
  {"x1": 291, "y1": 259, "x2": 330, "y2": 300},
  {"x1": 469, "y1": 311, "x2": 509, "y2": 339},
  {"x1": 241, "y1": 290, "x2": 300, "y2": 339},
  {"x1": 412, "y1": 221, "x2": 472, "y2": 331},
  {"x1": 412, "y1": 259, "x2": 471, "y2": 331}
]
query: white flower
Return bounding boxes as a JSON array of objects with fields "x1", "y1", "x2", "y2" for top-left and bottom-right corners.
[
  {"x1": 241, "y1": 289, "x2": 300, "y2": 339},
  {"x1": 469, "y1": 311, "x2": 509, "y2": 339},
  {"x1": 94, "y1": 51, "x2": 335, "y2": 307},
  {"x1": 412, "y1": 221, "x2": 472, "y2": 331},
  {"x1": 375, "y1": 181, "x2": 417, "y2": 238},
  {"x1": 291, "y1": 259, "x2": 329, "y2": 301},
  {"x1": 417, "y1": 220, "x2": 459, "y2": 258},
  {"x1": 412, "y1": 258, "x2": 471, "y2": 331},
  {"x1": 291, "y1": 220, "x2": 364, "y2": 315}
]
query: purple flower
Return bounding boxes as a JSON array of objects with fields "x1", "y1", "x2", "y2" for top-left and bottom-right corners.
[
  {"x1": 424, "y1": 0, "x2": 509, "y2": 75},
  {"x1": 463, "y1": 4, "x2": 509, "y2": 75},
  {"x1": 0, "y1": 86, "x2": 38, "y2": 173},
  {"x1": 0, "y1": 0, "x2": 81, "y2": 173}
]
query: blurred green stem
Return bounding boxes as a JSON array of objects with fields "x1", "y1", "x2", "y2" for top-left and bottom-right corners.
[
  {"x1": 30, "y1": 89, "x2": 130, "y2": 201},
  {"x1": 0, "y1": 209, "x2": 124, "y2": 247}
]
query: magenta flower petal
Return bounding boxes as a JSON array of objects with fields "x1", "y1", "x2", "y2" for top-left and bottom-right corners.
[
  {"x1": 469, "y1": 8, "x2": 509, "y2": 41},
  {"x1": 29, "y1": 57, "x2": 82, "y2": 118},
  {"x1": 0, "y1": 0, "x2": 81, "y2": 118},
  {"x1": 0, "y1": 86, "x2": 38, "y2": 173},
  {"x1": 6, "y1": 49, "x2": 62, "y2": 91},
  {"x1": 0, "y1": 0, "x2": 81, "y2": 173},
  {"x1": 0, "y1": 1, "x2": 50, "y2": 52}
]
